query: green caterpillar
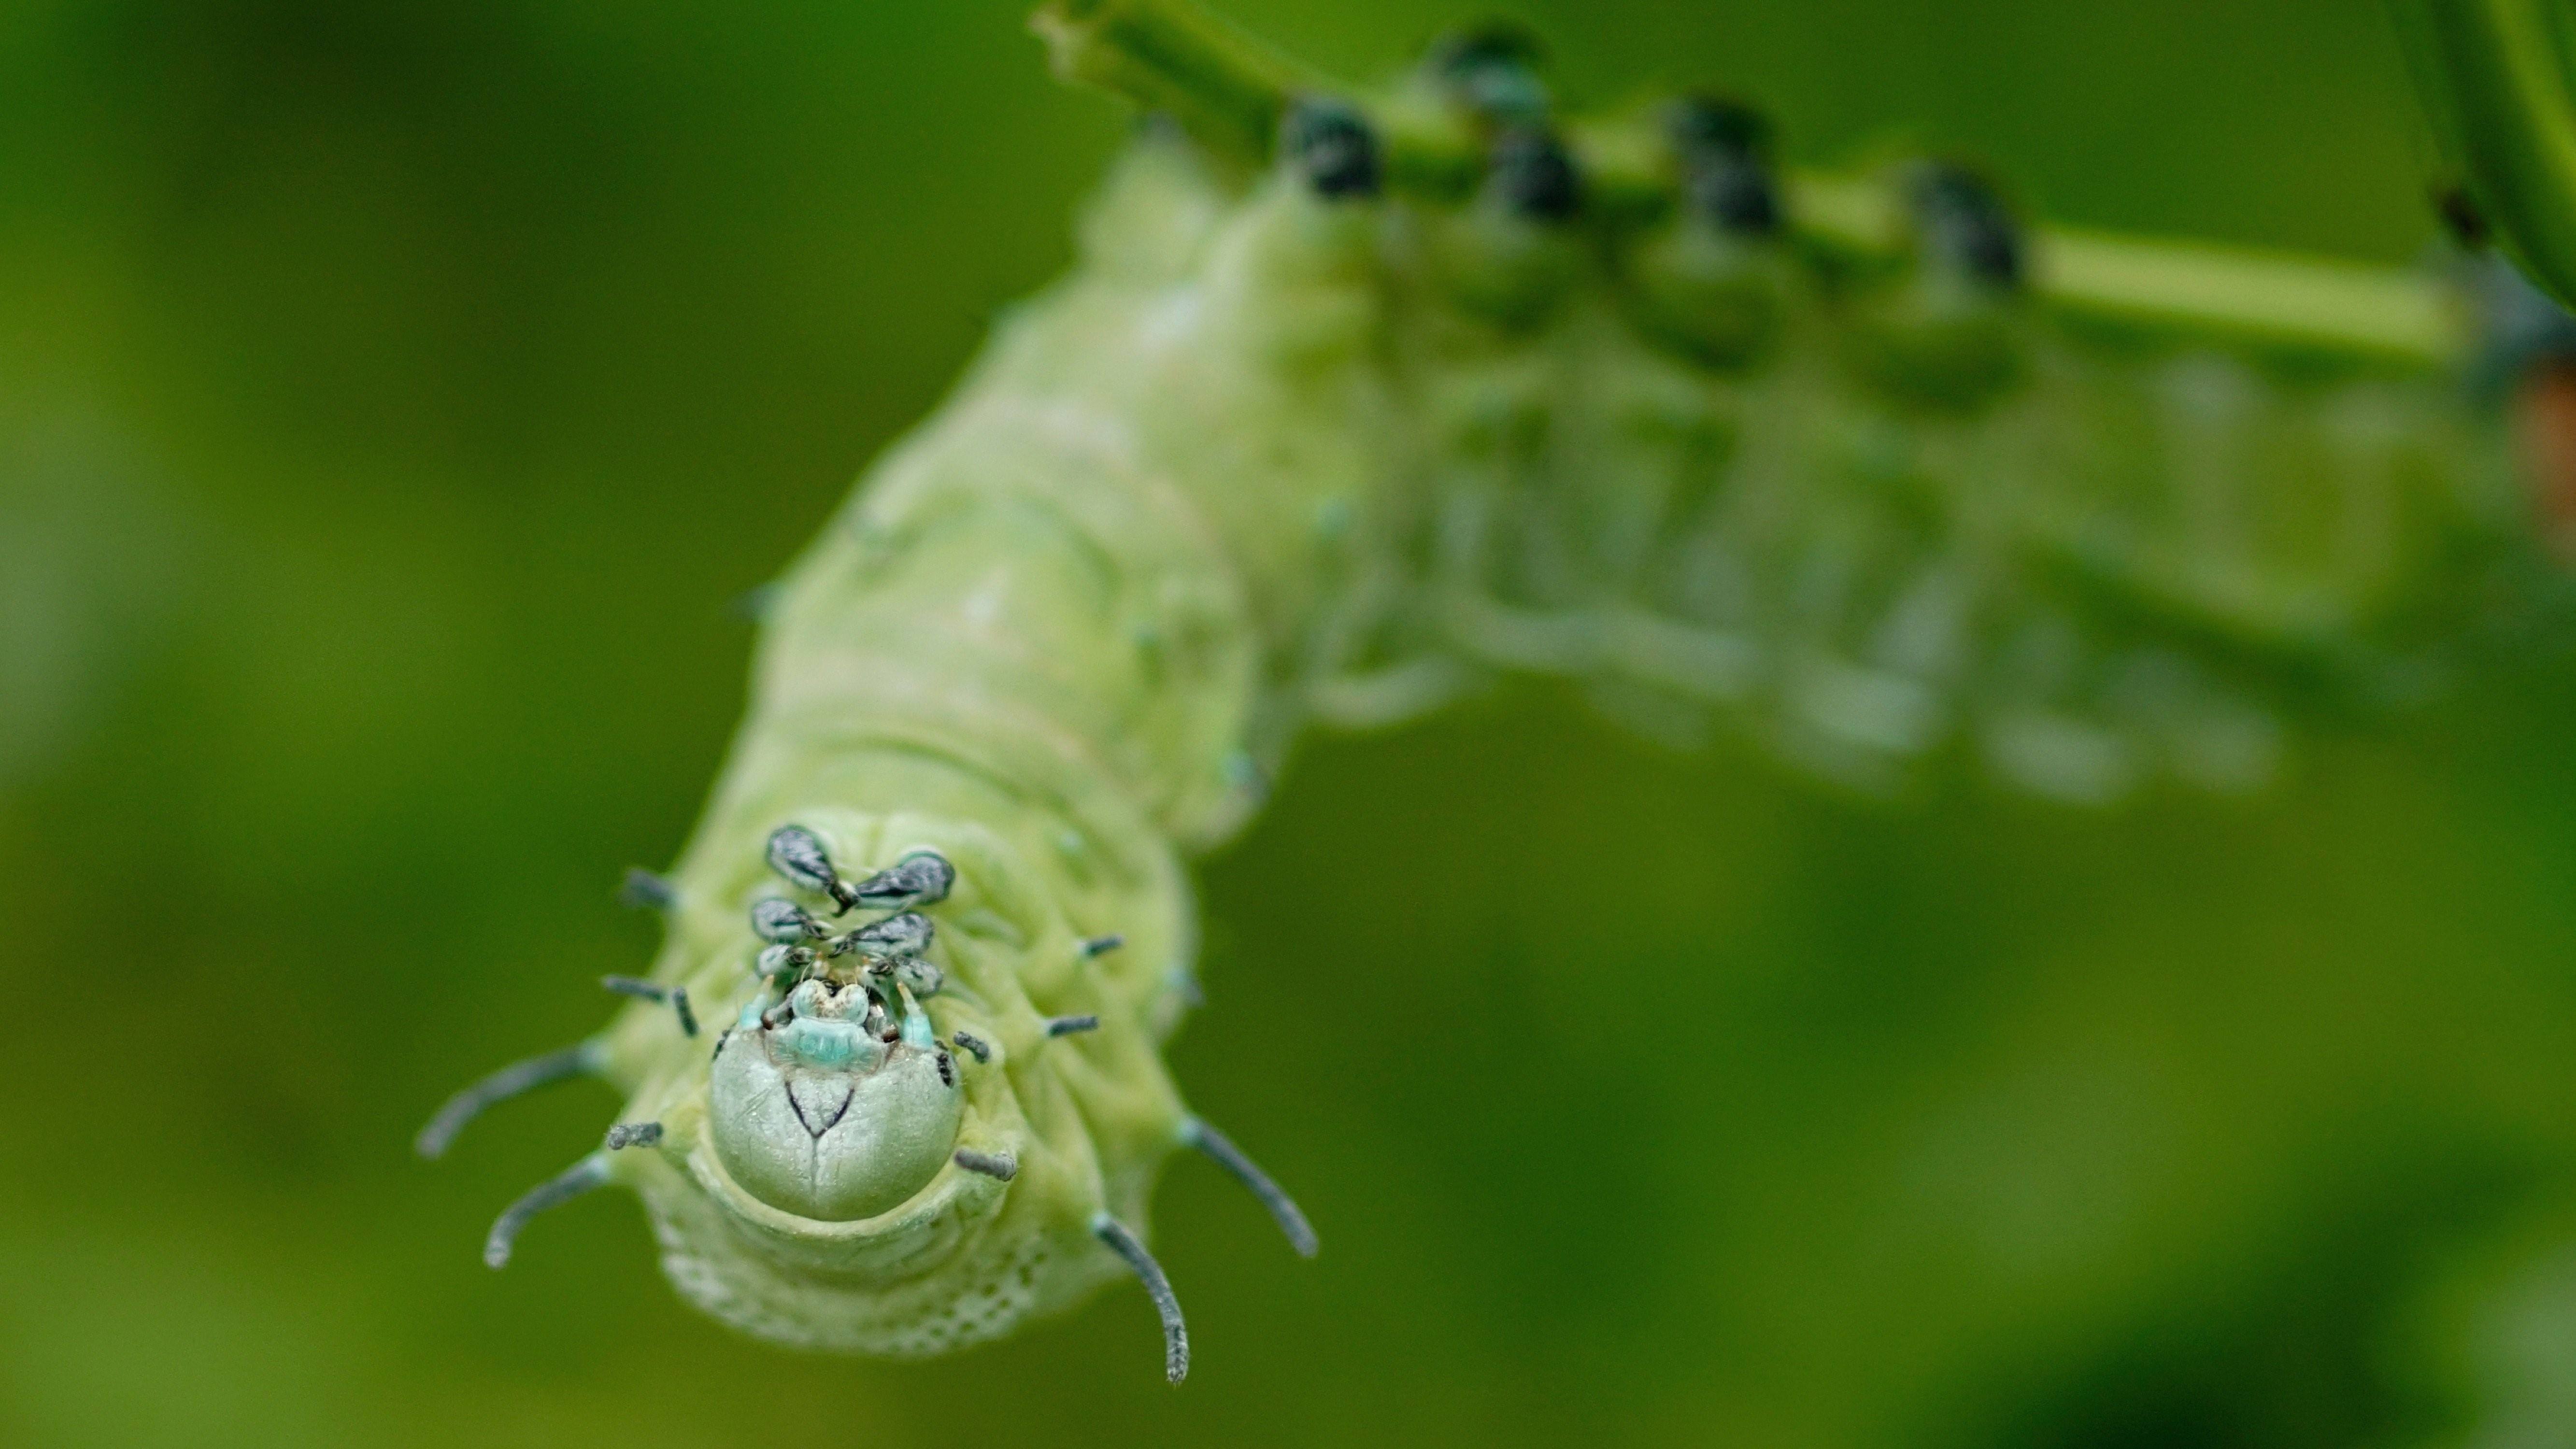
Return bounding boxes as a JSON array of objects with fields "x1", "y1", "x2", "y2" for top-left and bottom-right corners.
[{"x1": 416, "y1": 1, "x2": 2560, "y2": 1379}]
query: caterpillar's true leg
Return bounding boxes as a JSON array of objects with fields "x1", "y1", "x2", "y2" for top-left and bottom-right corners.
[
  {"x1": 616, "y1": 868, "x2": 677, "y2": 911},
  {"x1": 830, "y1": 909, "x2": 934, "y2": 962},
  {"x1": 604, "y1": 1122, "x2": 663, "y2": 1150},
  {"x1": 1440, "y1": 593, "x2": 1610, "y2": 676},
  {"x1": 751, "y1": 897, "x2": 832, "y2": 943},
  {"x1": 952, "y1": 1149, "x2": 1017, "y2": 1180},
  {"x1": 1080, "y1": 934, "x2": 1125, "y2": 958},
  {"x1": 765, "y1": 824, "x2": 860, "y2": 912},
  {"x1": 1180, "y1": 1117, "x2": 1318, "y2": 1257},
  {"x1": 1092, "y1": 1213, "x2": 1189, "y2": 1384},
  {"x1": 413, "y1": 1040, "x2": 609, "y2": 1160},
  {"x1": 1045, "y1": 1014, "x2": 1101, "y2": 1037},
  {"x1": 484, "y1": 1152, "x2": 613, "y2": 1269},
  {"x1": 1599, "y1": 611, "x2": 1761, "y2": 704},
  {"x1": 949, "y1": 1029, "x2": 993, "y2": 1063},
  {"x1": 754, "y1": 944, "x2": 818, "y2": 985},
  {"x1": 600, "y1": 976, "x2": 698, "y2": 1037},
  {"x1": 727, "y1": 580, "x2": 781, "y2": 624},
  {"x1": 848, "y1": 850, "x2": 956, "y2": 911}
]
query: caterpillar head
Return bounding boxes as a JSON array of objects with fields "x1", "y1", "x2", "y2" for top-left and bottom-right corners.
[
  {"x1": 603, "y1": 807, "x2": 1195, "y2": 1358},
  {"x1": 698, "y1": 828, "x2": 967, "y2": 1221},
  {"x1": 706, "y1": 972, "x2": 963, "y2": 1222}
]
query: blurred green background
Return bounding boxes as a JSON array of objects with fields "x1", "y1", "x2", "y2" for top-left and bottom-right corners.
[{"x1": 10, "y1": 1, "x2": 2576, "y2": 1445}]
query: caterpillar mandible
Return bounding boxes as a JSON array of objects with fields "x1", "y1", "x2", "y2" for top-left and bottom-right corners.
[{"x1": 417, "y1": 0, "x2": 2565, "y2": 1378}]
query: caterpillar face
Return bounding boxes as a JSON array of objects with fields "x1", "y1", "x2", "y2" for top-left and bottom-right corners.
[
  {"x1": 712, "y1": 836, "x2": 968, "y2": 1225},
  {"x1": 706, "y1": 985, "x2": 962, "y2": 1222},
  {"x1": 591, "y1": 806, "x2": 1210, "y2": 1361}
]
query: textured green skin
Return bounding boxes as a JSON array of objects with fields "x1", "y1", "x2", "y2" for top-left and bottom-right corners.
[
  {"x1": 591, "y1": 140, "x2": 1374, "y2": 1354},
  {"x1": 571, "y1": 114, "x2": 2525, "y2": 1351}
]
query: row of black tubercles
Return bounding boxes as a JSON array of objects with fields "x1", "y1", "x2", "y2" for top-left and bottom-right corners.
[{"x1": 1271, "y1": 26, "x2": 2025, "y2": 305}]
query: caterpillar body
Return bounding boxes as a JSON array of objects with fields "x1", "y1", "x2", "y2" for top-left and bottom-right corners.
[{"x1": 419, "y1": 2, "x2": 2562, "y2": 1378}]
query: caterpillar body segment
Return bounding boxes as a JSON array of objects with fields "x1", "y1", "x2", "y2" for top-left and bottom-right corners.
[{"x1": 422, "y1": 2, "x2": 2564, "y2": 1375}]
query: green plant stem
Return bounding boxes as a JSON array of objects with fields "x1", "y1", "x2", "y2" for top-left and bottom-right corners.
[
  {"x1": 2047, "y1": 230, "x2": 2463, "y2": 363},
  {"x1": 1790, "y1": 173, "x2": 2463, "y2": 366},
  {"x1": 1035, "y1": 0, "x2": 2471, "y2": 369},
  {"x1": 1031, "y1": 0, "x2": 1314, "y2": 163},
  {"x1": 2391, "y1": 0, "x2": 2576, "y2": 312}
]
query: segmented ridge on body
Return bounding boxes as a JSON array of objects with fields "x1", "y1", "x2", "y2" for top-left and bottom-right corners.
[{"x1": 1156, "y1": 15, "x2": 2547, "y2": 803}]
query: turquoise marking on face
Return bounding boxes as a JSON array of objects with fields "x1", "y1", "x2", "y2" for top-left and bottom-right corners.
[
  {"x1": 709, "y1": 1020, "x2": 964, "y2": 1223},
  {"x1": 776, "y1": 1017, "x2": 881, "y2": 1071}
]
